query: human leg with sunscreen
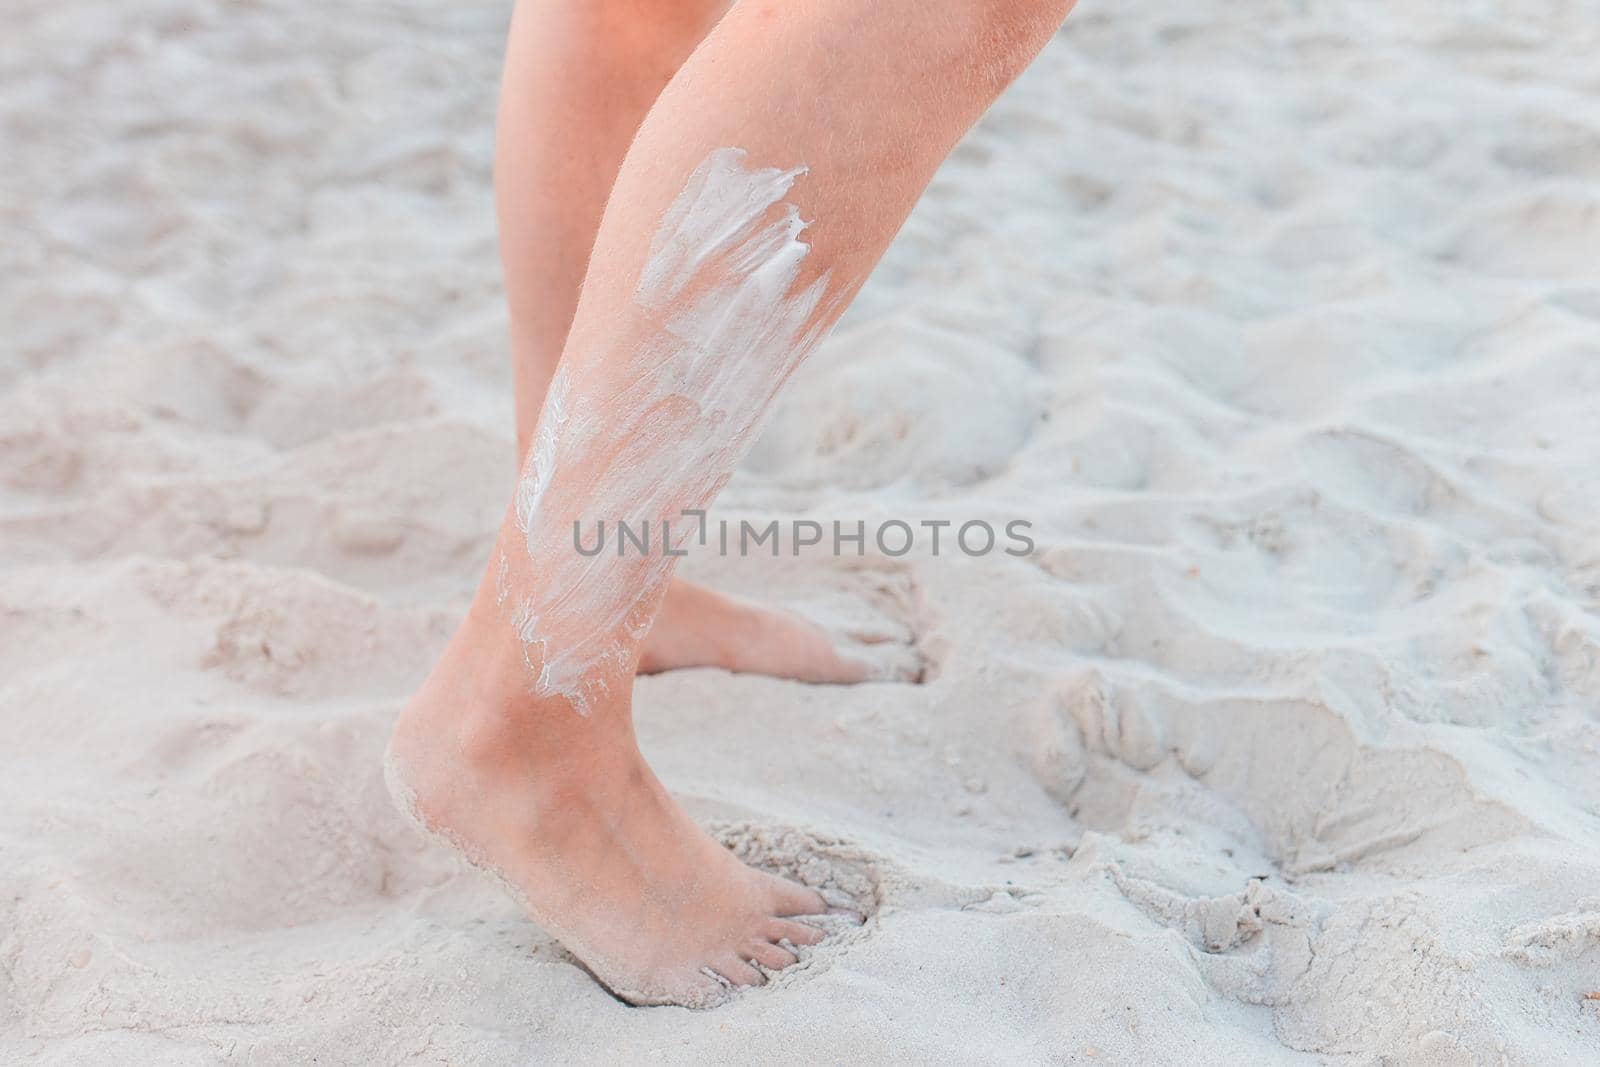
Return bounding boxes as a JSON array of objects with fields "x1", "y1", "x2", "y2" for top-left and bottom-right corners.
[{"x1": 392, "y1": 0, "x2": 1076, "y2": 1008}]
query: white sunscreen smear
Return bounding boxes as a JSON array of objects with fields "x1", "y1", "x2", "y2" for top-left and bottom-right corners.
[{"x1": 509, "y1": 147, "x2": 837, "y2": 712}]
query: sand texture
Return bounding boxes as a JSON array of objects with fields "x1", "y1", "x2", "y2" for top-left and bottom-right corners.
[{"x1": 5, "y1": 0, "x2": 1600, "y2": 1063}]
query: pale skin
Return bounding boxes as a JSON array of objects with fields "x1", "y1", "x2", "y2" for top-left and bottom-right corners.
[
  {"x1": 389, "y1": 0, "x2": 1077, "y2": 1008},
  {"x1": 495, "y1": 0, "x2": 867, "y2": 682}
]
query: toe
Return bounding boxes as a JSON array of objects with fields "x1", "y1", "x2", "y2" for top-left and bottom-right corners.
[
  {"x1": 824, "y1": 650, "x2": 874, "y2": 684},
  {"x1": 618, "y1": 968, "x2": 731, "y2": 1010},
  {"x1": 711, "y1": 955, "x2": 766, "y2": 987},
  {"x1": 746, "y1": 940, "x2": 799, "y2": 971},
  {"x1": 767, "y1": 917, "x2": 824, "y2": 947},
  {"x1": 764, "y1": 874, "x2": 826, "y2": 916},
  {"x1": 685, "y1": 975, "x2": 733, "y2": 1009},
  {"x1": 847, "y1": 618, "x2": 912, "y2": 645}
]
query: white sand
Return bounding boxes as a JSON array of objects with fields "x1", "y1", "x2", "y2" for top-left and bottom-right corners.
[{"x1": 5, "y1": 1, "x2": 1600, "y2": 1062}]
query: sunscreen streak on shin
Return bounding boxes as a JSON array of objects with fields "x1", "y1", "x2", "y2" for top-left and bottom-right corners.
[{"x1": 510, "y1": 148, "x2": 837, "y2": 712}]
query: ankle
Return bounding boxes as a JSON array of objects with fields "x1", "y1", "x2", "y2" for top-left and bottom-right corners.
[
  {"x1": 646, "y1": 580, "x2": 753, "y2": 672},
  {"x1": 399, "y1": 640, "x2": 636, "y2": 778}
]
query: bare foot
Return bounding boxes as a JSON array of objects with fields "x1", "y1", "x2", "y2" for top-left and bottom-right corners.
[
  {"x1": 639, "y1": 577, "x2": 914, "y2": 683},
  {"x1": 386, "y1": 620, "x2": 830, "y2": 1008}
]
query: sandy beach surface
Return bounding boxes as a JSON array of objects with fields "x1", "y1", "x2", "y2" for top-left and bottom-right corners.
[{"x1": 6, "y1": 1, "x2": 1600, "y2": 1063}]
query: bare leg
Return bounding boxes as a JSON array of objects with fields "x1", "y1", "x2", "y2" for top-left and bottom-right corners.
[
  {"x1": 495, "y1": 0, "x2": 887, "y2": 682},
  {"x1": 393, "y1": 0, "x2": 1076, "y2": 1008},
  {"x1": 497, "y1": 0, "x2": 724, "y2": 422}
]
